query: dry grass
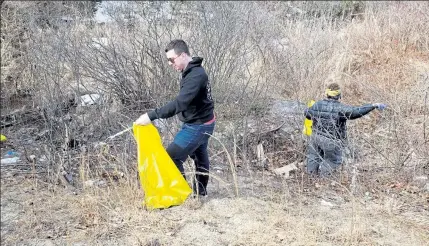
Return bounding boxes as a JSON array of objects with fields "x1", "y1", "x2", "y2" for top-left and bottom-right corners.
[{"x1": 1, "y1": 171, "x2": 428, "y2": 246}]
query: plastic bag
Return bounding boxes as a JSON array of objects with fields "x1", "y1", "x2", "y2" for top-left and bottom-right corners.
[
  {"x1": 303, "y1": 100, "x2": 315, "y2": 136},
  {"x1": 133, "y1": 123, "x2": 192, "y2": 209}
]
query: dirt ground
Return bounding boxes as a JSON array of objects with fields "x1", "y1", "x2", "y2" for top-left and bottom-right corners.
[{"x1": 1, "y1": 166, "x2": 428, "y2": 246}]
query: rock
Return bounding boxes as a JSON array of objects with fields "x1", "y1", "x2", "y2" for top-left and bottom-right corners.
[{"x1": 273, "y1": 162, "x2": 298, "y2": 178}]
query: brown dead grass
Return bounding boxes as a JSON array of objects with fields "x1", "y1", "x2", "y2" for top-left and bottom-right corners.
[{"x1": 1, "y1": 172, "x2": 428, "y2": 246}]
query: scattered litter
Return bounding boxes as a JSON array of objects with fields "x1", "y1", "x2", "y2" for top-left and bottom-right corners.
[
  {"x1": 97, "y1": 180, "x2": 107, "y2": 187},
  {"x1": 364, "y1": 191, "x2": 373, "y2": 201},
  {"x1": 39, "y1": 155, "x2": 47, "y2": 162},
  {"x1": 5, "y1": 150, "x2": 18, "y2": 157},
  {"x1": 80, "y1": 94, "x2": 102, "y2": 106},
  {"x1": 61, "y1": 171, "x2": 73, "y2": 184},
  {"x1": 84, "y1": 180, "x2": 96, "y2": 187},
  {"x1": 84, "y1": 179, "x2": 107, "y2": 187},
  {"x1": 1, "y1": 157, "x2": 20, "y2": 164}
]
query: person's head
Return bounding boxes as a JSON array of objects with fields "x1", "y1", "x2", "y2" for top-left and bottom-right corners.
[
  {"x1": 165, "y1": 39, "x2": 192, "y2": 72},
  {"x1": 325, "y1": 83, "x2": 341, "y2": 100}
]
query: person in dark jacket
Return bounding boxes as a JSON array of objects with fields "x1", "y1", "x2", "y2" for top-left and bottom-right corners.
[
  {"x1": 304, "y1": 83, "x2": 386, "y2": 176},
  {"x1": 135, "y1": 39, "x2": 215, "y2": 197}
]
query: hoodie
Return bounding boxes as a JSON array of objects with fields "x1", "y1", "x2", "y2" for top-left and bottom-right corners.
[{"x1": 148, "y1": 57, "x2": 214, "y2": 124}]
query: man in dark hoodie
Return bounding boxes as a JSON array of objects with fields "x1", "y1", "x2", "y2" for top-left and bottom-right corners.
[
  {"x1": 304, "y1": 83, "x2": 386, "y2": 177},
  {"x1": 135, "y1": 39, "x2": 215, "y2": 197}
]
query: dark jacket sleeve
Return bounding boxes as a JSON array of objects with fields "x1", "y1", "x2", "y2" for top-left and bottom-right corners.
[
  {"x1": 148, "y1": 71, "x2": 206, "y2": 120},
  {"x1": 339, "y1": 104, "x2": 376, "y2": 120}
]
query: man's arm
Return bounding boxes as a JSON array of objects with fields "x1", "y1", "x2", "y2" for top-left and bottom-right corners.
[
  {"x1": 340, "y1": 104, "x2": 377, "y2": 120},
  {"x1": 148, "y1": 71, "x2": 207, "y2": 120}
]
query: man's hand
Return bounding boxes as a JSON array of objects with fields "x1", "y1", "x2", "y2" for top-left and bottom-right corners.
[
  {"x1": 373, "y1": 103, "x2": 387, "y2": 110},
  {"x1": 135, "y1": 113, "x2": 151, "y2": 125}
]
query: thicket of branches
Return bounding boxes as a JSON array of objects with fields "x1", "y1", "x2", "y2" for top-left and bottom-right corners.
[{"x1": 1, "y1": 1, "x2": 428, "y2": 188}]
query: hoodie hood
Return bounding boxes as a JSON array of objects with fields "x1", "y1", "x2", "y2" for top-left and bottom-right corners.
[{"x1": 182, "y1": 57, "x2": 203, "y2": 76}]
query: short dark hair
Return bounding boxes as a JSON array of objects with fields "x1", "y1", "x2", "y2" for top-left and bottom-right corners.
[
  {"x1": 327, "y1": 83, "x2": 340, "y2": 91},
  {"x1": 165, "y1": 39, "x2": 190, "y2": 55}
]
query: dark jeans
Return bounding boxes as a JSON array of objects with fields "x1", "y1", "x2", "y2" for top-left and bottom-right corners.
[
  {"x1": 166, "y1": 121, "x2": 215, "y2": 196},
  {"x1": 306, "y1": 133, "x2": 344, "y2": 177}
]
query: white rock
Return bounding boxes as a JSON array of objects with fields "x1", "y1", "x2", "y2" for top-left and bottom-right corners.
[{"x1": 273, "y1": 163, "x2": 298, "y2": 178}]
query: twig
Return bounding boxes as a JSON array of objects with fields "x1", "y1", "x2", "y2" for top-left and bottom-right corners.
[
  {"x1": 424, "y1": 90, "x2": 428, "y2": 141},
  {"x1": 206, "y1": 133, "x2": 239, "y2": 197},
  {"x1": 106, "y1": 126, "x2": 132, "y2": 141},
  {"x1": 257, "y1": 121, "x2": 286, "y2": 136},
  {"x1": 359, "y1": 137, "x2": 396, "y2": 166}
]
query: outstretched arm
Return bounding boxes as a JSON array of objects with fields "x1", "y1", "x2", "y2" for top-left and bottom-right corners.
[{"x1": 340, "y1": 104, "x2": 379, "y2": 120}]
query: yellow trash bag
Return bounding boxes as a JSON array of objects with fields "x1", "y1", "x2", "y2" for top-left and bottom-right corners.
[
  {"x1": 303, "y1": 100, "x2": 315, "y2": 136},
  {"x1": 133, "y1": 123, "x2": 192, "y2": 209},
  {"x1": 0, "y1": 134, "x2": 6, "y2": 142}
]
